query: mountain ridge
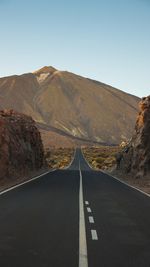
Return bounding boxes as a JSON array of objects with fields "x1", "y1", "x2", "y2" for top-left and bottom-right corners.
[{"x1": 0, "y1": 66, "x2": 140, "y2": 147}]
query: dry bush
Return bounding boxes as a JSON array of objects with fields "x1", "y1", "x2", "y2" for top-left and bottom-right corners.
[
  {"x1": 83, "y1": 146, "x2": 121, "y2": 170},
  {"x1": 45, "y1": 147, "x2": 74, "y2": 169}
]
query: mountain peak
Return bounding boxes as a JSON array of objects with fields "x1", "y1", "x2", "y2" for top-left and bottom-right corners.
[{"x1": 33, "y1": 66, "x2": 57, "y2": 75}]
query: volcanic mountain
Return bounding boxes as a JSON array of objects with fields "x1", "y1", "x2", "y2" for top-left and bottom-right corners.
[{"x1": 0, "y1": 66, "x2": 140, "y2": 147}]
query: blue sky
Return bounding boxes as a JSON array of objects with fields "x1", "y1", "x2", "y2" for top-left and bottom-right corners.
[{"x1": 0, "y1": 0, "x2": 149, "y2": 97}]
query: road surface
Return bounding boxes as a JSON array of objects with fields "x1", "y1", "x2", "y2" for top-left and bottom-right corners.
[{"x1": 0, "y1": 148, "x2": 150, "y2": 267}]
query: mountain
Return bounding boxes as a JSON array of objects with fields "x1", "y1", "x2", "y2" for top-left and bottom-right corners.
[{"x1": 0, "y1": 66, "x2": 140, "y2": 147}]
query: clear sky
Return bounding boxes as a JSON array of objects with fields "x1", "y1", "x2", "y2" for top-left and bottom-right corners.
[{"x1": 0, "y1": 0, "x2": 149, "y2": 97}]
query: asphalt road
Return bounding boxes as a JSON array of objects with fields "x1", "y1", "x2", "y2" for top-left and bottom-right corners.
[{"x1": 0, "y1": 148, "x2": 150, "y2": 267}]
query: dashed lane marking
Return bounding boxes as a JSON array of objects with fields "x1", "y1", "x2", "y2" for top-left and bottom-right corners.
[
  {"x1": 87, "y1": 207, "x2": 92, "y2": 213},
  {"x1": 89, "y1": 216, "x2": 94, "y2": 223},
  {"x1": 91, "y1": 230, "x2": 98, "y2": 240}
]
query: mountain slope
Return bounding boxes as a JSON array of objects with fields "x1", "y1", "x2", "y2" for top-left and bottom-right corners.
[{"x1": 0, "y1": 66, "x2": 140, "y2": 145}]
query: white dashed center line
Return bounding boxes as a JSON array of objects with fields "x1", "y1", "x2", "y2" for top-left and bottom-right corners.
[
  {"x1": 80, "y1": 149, "x2": 99, "y2": 246},
  {"x1": 89, "y1": 216, "x2": 94, "y2": 223},
  {"x1": 87, "y1": 207, "x2": 92, "y2": 213},
  {"x1": 91, "y1": 230, "x2": 98, "y2": 240}
]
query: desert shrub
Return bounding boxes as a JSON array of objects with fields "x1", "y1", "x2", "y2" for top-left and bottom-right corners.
[{"x1": 95, "y1": 157, "x2": 105, "y2": 164}]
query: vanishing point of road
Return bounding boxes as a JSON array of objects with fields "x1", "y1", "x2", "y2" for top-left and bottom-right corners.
[{"x1": 0, "y1": 148, "x2": 150, "y2": 267}]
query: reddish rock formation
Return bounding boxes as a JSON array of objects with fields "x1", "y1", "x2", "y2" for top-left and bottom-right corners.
[
  {"x1": 0, "y1": 110, "x2": 45, "y2": 180},
  {"x1": 121, "y1": 96, "x2": 150, "y2": 178}
]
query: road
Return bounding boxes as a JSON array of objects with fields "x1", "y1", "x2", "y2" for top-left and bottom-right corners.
[{"x1": 0, "y1": 148, "x2": 150, "y2": 267}]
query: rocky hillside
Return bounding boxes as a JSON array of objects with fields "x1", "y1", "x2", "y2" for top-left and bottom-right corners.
[
  {"x1": 121, "y1": 96, "x2": 150, "y2": 178},
  {"x1": 0, "y1": 110, "x2": 45, "y2": 180},
  {"x1": 0, "y1": 66, "x2": 140, "y2": 146}
]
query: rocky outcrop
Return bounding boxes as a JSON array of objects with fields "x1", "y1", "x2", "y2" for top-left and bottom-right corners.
[
  {"x1": 0, "y1": 110, "x2": 45, "y2": 180},
  {"x1": 121, "y1": 96, "x2": 150, "y2": 178}
]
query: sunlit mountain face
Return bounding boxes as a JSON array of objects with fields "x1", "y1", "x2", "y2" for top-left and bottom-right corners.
[{"x1": 0, "y1": 66, "x2": 140, "y2": 147}]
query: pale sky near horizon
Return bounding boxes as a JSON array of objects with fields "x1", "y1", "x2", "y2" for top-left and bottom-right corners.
[{"x1": 0, "y1": 0, "x2": 149, "y2": 97}]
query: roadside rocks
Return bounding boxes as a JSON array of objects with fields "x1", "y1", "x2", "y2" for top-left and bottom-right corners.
[
  {"x1": 120, "y1": 96, "x2": 150, "y2": 178},
  {"x1": 0, "y1": 109, "x2": 45, "y2": 180}
]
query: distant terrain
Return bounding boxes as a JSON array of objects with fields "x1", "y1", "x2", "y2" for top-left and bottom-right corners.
[{"x1": 0, "y1": 66, "x2": 140, "y2": 147}]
